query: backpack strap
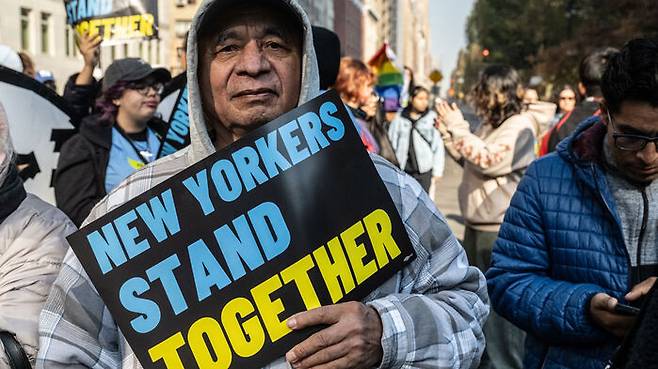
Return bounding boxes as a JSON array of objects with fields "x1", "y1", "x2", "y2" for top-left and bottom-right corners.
[{"x1": 0, "y1": 332, "x2": 31, "y2": 369}]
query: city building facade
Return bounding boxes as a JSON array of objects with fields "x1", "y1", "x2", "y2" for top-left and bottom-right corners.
[
  {"x1": 333, "y1": 0, "x2": 365, "y2": 59},
  {"x1": 297, "y1": 0, "x2": 335, "y2": 30},
  {"x1": 0, "y1": 0, "x2": 169, "y2": 93},
  {"x1": 167, "y1": 0, "x2": 200, "y2": 76},
  {"x1": 395, "y1": 0, "x2": 432, "y2": 87}
]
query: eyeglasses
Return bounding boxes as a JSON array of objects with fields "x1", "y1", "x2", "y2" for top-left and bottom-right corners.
[
  {"x1": 559, "y1": 96, "x2": 576, "y2": 101},
  {"x1": 127, "y1": 81, "x2": 164, "y2": 96},
  {"x1": 607, "y1": 110, "x2": 658, "y2": 151}
]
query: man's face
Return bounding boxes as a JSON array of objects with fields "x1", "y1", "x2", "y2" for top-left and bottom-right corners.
[
  {"x1": 199, "y1": 5, "x2": 302, "y2": 139},
  {"x1": 605, "y1": 100, "x2": 658, "y2": 183}
]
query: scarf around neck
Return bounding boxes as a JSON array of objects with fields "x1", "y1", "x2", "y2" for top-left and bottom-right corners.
[{"x1": 0, "y1": 163, "x2": 26, "y2": 225}]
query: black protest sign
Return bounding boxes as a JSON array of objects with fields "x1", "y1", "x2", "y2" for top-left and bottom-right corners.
[
  {"x1": 64, "y1": 0, "x2": 159, "y2": 43},
  {"x1": 67, "y1": 90, "x2": 416, "y2": 369},
  {"x1": 156, "y1": 73, "x2": 190, "y2": 158},
  {"x1": 0, "y1": 66, "x2": 78, "y2": 204}
]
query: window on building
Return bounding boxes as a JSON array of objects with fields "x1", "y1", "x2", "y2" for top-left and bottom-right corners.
[
  {"x1": 175, "y1": 20, "x2": 192, "y2": 38},
  {"x1": 155, "y1": 41, "x2": 160, "y2": 64},
  {"x1": 20, "y1": 8, "x2": 32, "y2": 51},
  {"x1": 65, "y1": 27, "x2": 71, "y2": 56},
  {"x1": 40, "y1": 12, "x2": 51, "y2": 54}
]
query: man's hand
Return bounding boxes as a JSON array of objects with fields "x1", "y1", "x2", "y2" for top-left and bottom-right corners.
[
  {"x1": 75, "y1": 32, "x2": 102, "y2": 86},
  {"x1": 77, "y1": 31, "x2": 102, "y2": 68},
  {"x1": 589, "y1": 293, "x2": 635, "y2": 338},
  {"x1": 625, "y1": 277, "x2": 657, "y2": 302},
  {"x1": 285, "y1": 302, "x2": 383, "y2": 369}
]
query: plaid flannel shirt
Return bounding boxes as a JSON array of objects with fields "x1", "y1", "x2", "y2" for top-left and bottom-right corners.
[{"x1": 37, "y1": 149, "x2": 489, "y2": 369}]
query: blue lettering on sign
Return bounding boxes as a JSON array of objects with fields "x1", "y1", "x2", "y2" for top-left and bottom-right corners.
[
  {"x1": 146, "y1": 254, "x2": 188, "y2": 315},
  {"x1": 119, "y1": 277, "x2": 161, "y2": 333},
  {"x1": 88, "y1": 223, "x2": 128, "y2": 274},
  {"x1": 188, "y1": 239, "x2": 232, "y2": 302},
  {"x1": 214, "y1": 215, "x2": 264, "y2": 281},
  {"x1": 161, "y1": 87, "x2": 190, "y2": 157},
  {"x1": 279, "y1": 120, "x2": 311, "y2": 165}
]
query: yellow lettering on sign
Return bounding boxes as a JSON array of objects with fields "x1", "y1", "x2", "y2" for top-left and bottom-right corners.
[
  {"x1": 188, "y1": 317, "x2": 233, "y2": 369},
  {"x1": 313, "y1": 237, "x2": 355, "y2": 303},
  {"x1": 148, "y1": 332, "x2": 185, "y2": 369},
  {"x1": 141, "y1": 13, "x2": 155, "y2": 36},
  {"x1": 363, "y1": 209, "x2": 401, "y2": 268},
  {"x1": 341, "y1": 221, "x2": 378, "y2": 285},
  {"x1": 280, "y1": 254, "x2": 321, "y2": 310},
  {"x1": 220, "y1": 297, "x2": 265, "y2": 358},
  {"x1": 251, "y1": 274, "x2": 289, "y2": 343}
]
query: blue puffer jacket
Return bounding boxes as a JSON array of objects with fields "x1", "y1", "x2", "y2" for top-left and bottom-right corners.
[{"x1": 486, "y1": 117, "x2": 631, "y2": 369}]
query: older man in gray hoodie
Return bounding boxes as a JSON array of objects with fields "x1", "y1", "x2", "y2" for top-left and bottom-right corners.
[{"x1": 37, "y1": 1, "x2": 488, "y2": 369}]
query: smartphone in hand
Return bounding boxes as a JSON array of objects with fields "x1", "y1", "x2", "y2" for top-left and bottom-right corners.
[{"x1": 614, "y1": 303, "x2": 641, "y2": 316}]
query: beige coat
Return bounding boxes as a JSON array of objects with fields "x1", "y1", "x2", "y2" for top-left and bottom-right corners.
[
  {"x1": 0, "y1": 102, "x2": 75, "y2": 367},
  {"x1": 442, "y1": 102, "x2": 555, "y2": 232}
]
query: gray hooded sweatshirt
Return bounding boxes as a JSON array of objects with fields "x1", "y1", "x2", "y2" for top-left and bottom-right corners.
[
  {"x1": 37, "y1": 1, "x2": 488, "y2": 368},
  {"x1": 0, "y1": 102, "x2": 75, "y2": 367}
]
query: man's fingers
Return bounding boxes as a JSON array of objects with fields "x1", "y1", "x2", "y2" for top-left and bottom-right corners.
[
  {"x1": 289, "y1": 340, "x2": 350, "y2": 369},
  {"x1": 288, "y1": 305, "x2": 341, "y2": 330},
  {"x1": 307, "y1": 356, "x2": 353, "y2": 369},
  {"x1": 286, "y1": 326, "x2": 345, "y2": 365},
  {"x1": 91, "y1": 35, "x2": 103, "y2": 46},
  {"x1": 626, "y1": 277, "x2": 657, "y2": 301}
]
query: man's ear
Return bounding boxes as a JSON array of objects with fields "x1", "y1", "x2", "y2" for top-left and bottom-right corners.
[
  {"x1": 112, "y1": 99, "x2": 121, "y2": 107},
  {"x1": 578, "y1": 82, "x2": 587, "y2": 97}
]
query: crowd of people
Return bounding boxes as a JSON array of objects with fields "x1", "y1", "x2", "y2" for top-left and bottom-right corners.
[{"x1": 0, "y1": 1, "x2": 656, "y2": 369}]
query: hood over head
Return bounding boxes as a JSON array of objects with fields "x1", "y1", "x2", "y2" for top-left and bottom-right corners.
[
  {"x1": 0, "y1": 102, "x2": 14, "y2": 187},
  {"x1": 185, "y1": 0, "x2": 320, "y2": 164}
]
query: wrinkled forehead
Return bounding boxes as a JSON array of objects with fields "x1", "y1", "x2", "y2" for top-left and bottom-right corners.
[{"x1": 198, "y1": 2, "x2": 303, "y2": 48}]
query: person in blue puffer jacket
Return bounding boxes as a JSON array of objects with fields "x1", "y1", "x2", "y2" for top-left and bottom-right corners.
[{"x1": 487, "y1": 38, "x2": 658, "y2": 369}]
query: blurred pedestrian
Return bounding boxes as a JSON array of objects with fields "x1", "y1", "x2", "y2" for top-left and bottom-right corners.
[
  {"x1": 522, "y1": 87, "x2": 539, "y2": 105},
  {"x1": 389, "y1": 86, "x2": 444, "y2": 191},
  {"x1": 17, "y1": 51, "x2": 35, "y2": 78},
  {"x1": 335, "y1": 57, "x2": 380, "y2": 153},
  {"x1": 54, "y1": 58, "x2": 170, "y2": 226},
  {"x1": 400, "y1": 65, "x2": 415, "y2": 107},
  {"x1": 553, "y1": 84, "x2": 578, "y2": 123},
  {"x1": 487, "y1": 38, "x2": 658, "y2": 369},
  {"x1": 542, "y1": 47, "x2": 618, "y2": 153},
  {"x1": 362, "y1": 90, "x2": 399, "y2": 166},
  {"x1": 436, "y1": 64, "x2": 555, "y2": 369},
  {"x1": 0, "y1": 101, "x2": 74, "y2": 368},
  {"x1": 35, "y1": 70, "x2": 57, "y2": 91}
]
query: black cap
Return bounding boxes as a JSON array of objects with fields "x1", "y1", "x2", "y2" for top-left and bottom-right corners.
[{"x1": 102, "y1": 58, "x2": 171, "y2": 92}]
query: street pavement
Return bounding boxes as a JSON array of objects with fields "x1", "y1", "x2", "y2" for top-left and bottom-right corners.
[{"x1": 432, "y1": 157, "x2": 465, "y2": 242}]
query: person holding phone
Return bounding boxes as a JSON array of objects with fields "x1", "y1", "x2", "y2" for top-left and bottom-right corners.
[{"x1": 486, "y1": 39, "x2": 658, "y2": 369}]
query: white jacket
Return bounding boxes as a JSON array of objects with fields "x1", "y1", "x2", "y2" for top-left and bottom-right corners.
[{"x1": 388, "y1": 110, "x2": 445, "y2": 176}]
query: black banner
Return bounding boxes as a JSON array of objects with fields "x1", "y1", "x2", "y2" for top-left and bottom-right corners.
[
  {"x1": 67, "y1": 90, "x2": 415, "y2": 369},
  {"x1": 64, "y1": 0, "x2": 159, "y2": 43},
  {"x1": 157, "y1": 73, "x2": 190, "y2": 158},
  {"x1": 0, "y1": 66, "x2": 78, "y2": 204}
]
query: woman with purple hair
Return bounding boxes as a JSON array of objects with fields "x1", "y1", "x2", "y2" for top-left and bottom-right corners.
[{"x1": 54, "y1": 58, "x2": 170, "y2": 226}]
